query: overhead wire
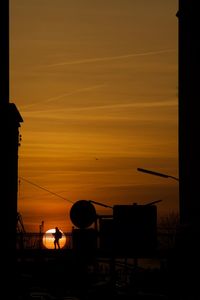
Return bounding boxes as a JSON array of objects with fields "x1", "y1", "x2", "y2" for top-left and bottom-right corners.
[{"x1": 19, "y1": 176, "x2": 74, "y2": 204}]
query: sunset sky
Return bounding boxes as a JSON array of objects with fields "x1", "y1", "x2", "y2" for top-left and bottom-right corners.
[{"x1": 10, "y1": 0, "x2": 179, "y2": 233}]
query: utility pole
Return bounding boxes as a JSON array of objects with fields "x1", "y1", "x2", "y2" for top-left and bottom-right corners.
[{"x1": 0, "y1": 0, "x2": 23, "y2": 296}]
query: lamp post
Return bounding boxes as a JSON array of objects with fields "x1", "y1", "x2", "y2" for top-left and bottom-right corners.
[{"x1": 137, "y1": 168, "x2": 179, "y2": 181}]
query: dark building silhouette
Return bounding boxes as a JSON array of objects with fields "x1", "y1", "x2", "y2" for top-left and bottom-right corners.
[
  {"x1": 178, "y1": 0, "x2": 200, "y2": 228},
  {"x1": 0, "y1": 2, "x2": 23, "y2": 295},
  {"x1": 113, "y1": 204, "x2": 157, "y2": 257},
  {"x1": 166, "y1": 2, "x2": 200, "y2": 298}
]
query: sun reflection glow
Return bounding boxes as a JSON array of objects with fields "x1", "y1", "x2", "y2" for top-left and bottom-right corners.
[{"x1": 42, "y1": 228, "x2": 67, "y2": 249}]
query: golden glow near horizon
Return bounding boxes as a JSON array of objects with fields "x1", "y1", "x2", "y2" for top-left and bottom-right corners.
[{"x1": 11, "y1": 0, "x2": 179, "y2": 232}]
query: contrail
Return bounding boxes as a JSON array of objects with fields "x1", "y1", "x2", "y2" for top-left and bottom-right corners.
[
  {"x1": 20, "y1": 84, "x2": 105, "y2": 109},
  {"x1": 47, "y1": 49, "x2": 176, "y2": 67},
  {"x1": 44, "y1": 84, "x2": 105, "y2": 104}
]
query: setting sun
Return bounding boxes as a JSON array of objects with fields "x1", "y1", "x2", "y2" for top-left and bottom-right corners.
[{"x1": 42, "y1": 228, "x2": 67, "y2": 249}]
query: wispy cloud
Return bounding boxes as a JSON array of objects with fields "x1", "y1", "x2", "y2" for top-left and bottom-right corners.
[
  {"x1": 22, "y1": 99, "x2": 177, "y2": 117},
  {"x1": 46, "y1": 49, "x2": 176, "y2": 68},
  {"x1": 64, "y1": 100, "x2": 177, "y2": 111}
]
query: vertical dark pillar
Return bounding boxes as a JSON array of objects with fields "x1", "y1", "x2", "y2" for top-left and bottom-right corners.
[
  {"x1": 0, "y1": 0, "x2": 9, "y2": 103},
  {"x1": 0, "y1": 0, "x2": 23, "y2": 295},
  {"x1": 0, "y1": 105, "x2": 23, "y2": 254},
  {"x1": 170, "y1": 1, "x2": 200, "y2": 298},
  {"x1": 178, "y1": 0, "x2": 200, "y2": 227}
]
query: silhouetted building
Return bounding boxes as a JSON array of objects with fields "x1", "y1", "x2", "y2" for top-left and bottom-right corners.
[
  {"x1": 167, "y1": 2, "x2": 200, "y2": 298},
  {"x1": 99, "y1": 216, "x2": 113, "y2": 253},
  {"x1": 0, "y1": 0, "x2": 23, "y2": 265},
  {"x1": 113, "y1": 204, "x2": 157, "y2": 257},
  {"x1": 178, "y1": 0, "x2": 200, "y2": 227}
]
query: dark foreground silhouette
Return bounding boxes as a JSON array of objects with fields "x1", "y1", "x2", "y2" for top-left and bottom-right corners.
[{"x1": 52, "y1": 227, "x2": 62, "y2": 250}]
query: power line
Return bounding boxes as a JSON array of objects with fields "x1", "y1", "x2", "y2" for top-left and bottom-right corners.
[{"x1": 19, "y1": 176, "x2": 74, "y2": 204}]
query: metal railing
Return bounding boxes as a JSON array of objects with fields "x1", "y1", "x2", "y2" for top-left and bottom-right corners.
[
  {"x1": 16, "y1": 232, "x2": 73, "y2": 250},
  {"x1": 16, "y1": 228, "x2": 178, "y2": 253}
]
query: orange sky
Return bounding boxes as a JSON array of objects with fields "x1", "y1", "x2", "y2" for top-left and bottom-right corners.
[{"x1": 10, "y1": 0, "x2": 179, "y2": 232}]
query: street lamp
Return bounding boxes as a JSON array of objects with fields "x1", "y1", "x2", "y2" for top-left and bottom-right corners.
[{"x1": 137, "y1": 168, "x2": 179, "y2": 181}]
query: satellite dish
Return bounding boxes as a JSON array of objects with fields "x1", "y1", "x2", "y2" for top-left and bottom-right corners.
[{"x1": 70, "y1": 200, "x2": 97, "y2": 228}]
